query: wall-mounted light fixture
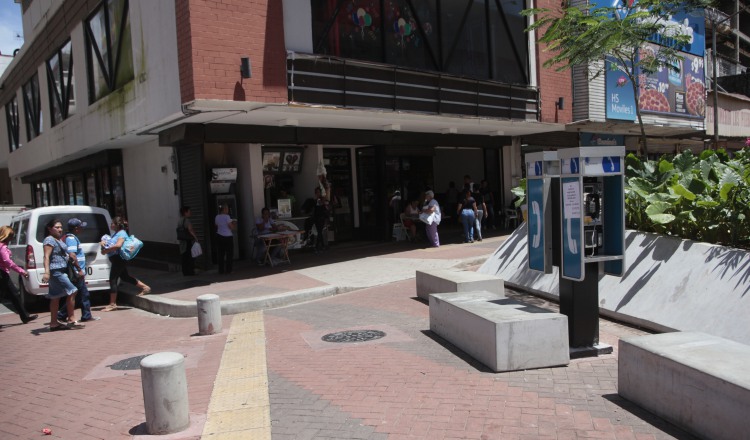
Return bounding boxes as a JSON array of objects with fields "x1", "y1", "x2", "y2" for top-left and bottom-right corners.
[
  {"x1": 555, "y1": 97, "x2": 564, "y2": 110},
  {"x1": 240, "y1": 56, "x2": 251, "y2": 79}
]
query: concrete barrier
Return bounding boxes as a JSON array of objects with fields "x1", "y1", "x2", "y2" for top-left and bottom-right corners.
[
  {"x1": 140, "y1": 352, "x2": 190, "y2": 435},
  {"x1": 416, "y1": 269, "x2": 504, "y2": 301},
  {"x1": 429, "y1": 291, "x2": 569, "y2": 372},
  {"x1": 196, "y1": 294, "x2": 221, "y2": 335},
  {"x1": 619, "y1": 332, "x2": 750, "y2": 440}
]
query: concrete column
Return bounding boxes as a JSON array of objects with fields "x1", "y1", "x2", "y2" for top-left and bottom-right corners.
[
  {"x1": 197, "y1": 294, "x2": 221, "y2": 335},
  {"x1": 140, "y1": 352, "x2": 189, "y2": 435}
]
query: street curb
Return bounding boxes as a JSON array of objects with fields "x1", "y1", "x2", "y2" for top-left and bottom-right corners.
[{"x1": 123, "y1": 285, "x2": 360, "y2": 318}]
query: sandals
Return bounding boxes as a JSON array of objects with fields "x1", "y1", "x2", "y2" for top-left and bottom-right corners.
[
  {"x1": 49, "y1": 324, "x2": 71, "y2": 332},
  {"x1": 103, "y1": 304, "x2": 118, "y2": 312},
  {"x1": 137, "y1": 287, "x2": 151, "y2": 297},
  {"x1": 49, "y1": 321, "x2": 85, "y2": 331}
]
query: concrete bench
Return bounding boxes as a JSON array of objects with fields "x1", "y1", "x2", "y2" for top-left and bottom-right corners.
[
  {"x1": 429, "y1": 291, "x2": 569, "y2": 372},
  {"x1": 619, "y1": 332, "x2": 750, "y2": 440},
  {"x1": 416, "y1": 269, "x2": 504, "y2": 301}
]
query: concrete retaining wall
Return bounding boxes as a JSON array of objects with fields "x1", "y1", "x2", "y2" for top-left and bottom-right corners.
[{"x1": 479, "y1": 224, "x2": 750, "y2": 344}]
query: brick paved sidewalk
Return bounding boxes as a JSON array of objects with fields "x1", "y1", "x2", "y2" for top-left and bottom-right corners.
[
  {"x1": 263, "y1": 280, "x2": 697, "y2": 440},
  {"x1": 0, "y1": 306, "x2": 229, "y2": 439}
]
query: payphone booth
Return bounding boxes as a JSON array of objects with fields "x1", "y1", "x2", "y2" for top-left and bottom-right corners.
[
  {"x1": 555, "y1": 146, "x2": 625, "y2": 354},
  {"x1": 525, "y1": 151, "x2": 560, "y2": 274}
]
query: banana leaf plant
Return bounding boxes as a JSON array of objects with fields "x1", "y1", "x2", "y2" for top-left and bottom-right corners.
[{"x1": 511, "y1": 149, "x2": 749, "y2": 249}]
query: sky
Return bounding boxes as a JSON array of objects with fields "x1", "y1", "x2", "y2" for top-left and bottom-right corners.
[{"x1": 0, "y1": 1, "x2": 23, "y2": 56}]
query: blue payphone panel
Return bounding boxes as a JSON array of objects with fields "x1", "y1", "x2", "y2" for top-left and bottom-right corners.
[
  {"x1": 557, "y1": 147, "x2": 626, "y2": 281},
  {"x1": 525, "y1": 151, "x2": 559, "y2": 274}
]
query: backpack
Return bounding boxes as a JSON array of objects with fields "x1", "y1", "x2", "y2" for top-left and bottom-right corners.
[
  {"x1": 176, "y1": 218, "x2": 190, "y2": 241},
  {"x1": 119, "y1": 234, "x2": 144, "y2": 260}
]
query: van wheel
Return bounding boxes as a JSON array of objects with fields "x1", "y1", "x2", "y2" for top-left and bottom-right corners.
[{"x1": 19, "y1": 277, "x2": 41, "y2": 311}]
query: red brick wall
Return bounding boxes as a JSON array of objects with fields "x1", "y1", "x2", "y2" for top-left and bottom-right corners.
[
  {"x1": 175, "y1": 0, "x2": 288, "y2": 103},
  {"x1": 534, "y1": 0, "x2": 572, "y2": 124}
]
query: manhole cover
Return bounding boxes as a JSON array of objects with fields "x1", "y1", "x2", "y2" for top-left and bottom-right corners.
[
  {"x1": 321, "y1": 330, "x2": 386, "y2": 343},
  {"x1": 108, "y1": 354, "x2": 152, "y2": 371}
]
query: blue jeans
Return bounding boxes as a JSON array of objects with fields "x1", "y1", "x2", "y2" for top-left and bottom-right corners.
[
  {"x1": 474, "y1": 209, "x2": 484, "y2": 240},
  {"x1": 461, "y1": 209, "x2": 475, "y2": 242},
  {"x1": 58, "y1": 276, "x2": 91, "y2": 321}
]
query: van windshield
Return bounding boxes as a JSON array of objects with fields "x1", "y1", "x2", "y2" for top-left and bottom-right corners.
[{"x1": 35, "y1": 214, "x2": 111, "y2": 244}]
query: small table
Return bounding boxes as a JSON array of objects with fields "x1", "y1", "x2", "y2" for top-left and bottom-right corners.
[{"x1": 258, "y1": 230, "x2": 303, "y2": 266}]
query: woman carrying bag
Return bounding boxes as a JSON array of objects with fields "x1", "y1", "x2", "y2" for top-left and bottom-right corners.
[
  {"x1": 177, "y1": 206, "x2": 199, "y2": 276},
  {"x1": 0, "y1": 226, "x2": 37, "y2": 324}
]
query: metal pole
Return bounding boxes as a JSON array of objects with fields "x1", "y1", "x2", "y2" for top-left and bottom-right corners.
[{"x1": 712, "y1": 15, "x2": 719, "y2": 149}]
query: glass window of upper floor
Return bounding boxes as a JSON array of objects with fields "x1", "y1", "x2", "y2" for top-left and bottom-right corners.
[
  {"x1": 22, "y1": 72, "x2": 42, "y2": 141},
  {"x1": 5, "y1": 96, "x2": 20, "y2": 152},
  {"x1": 310, "y1": 0, "x2": 530, "y2": 85},
  {"x1": 84, "y1": 0, "x2": 134, "y2": 103},
  {"x1": 46, "y1": 39, "x2": 76, "y2": 126}
]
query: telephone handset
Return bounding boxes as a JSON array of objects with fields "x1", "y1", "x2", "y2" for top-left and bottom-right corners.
[
  {"x1": 584, "y1": 192, "x2": 600, "y2": 218},
  {"x1": 531, "y1": 201, "x2": 541, "y2": 248}
]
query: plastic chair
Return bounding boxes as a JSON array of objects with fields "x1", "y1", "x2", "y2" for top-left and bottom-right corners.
[
  {"x1": 392, "y1": 222, "x2": 406, "y2": 241},
  {"x1": 504, "y1": 208, "x2": 519, "y2": 229},
  {"x1": 400, "y1": 213, "x2": 414, "y2": 242},
  {"x1": 249, "y1": 228, "x2": 262, "y2": 263}
]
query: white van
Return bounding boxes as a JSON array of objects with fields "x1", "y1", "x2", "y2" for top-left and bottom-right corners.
[{"x1": 8, "y1": 206, "x2": 113, "y2": 302}]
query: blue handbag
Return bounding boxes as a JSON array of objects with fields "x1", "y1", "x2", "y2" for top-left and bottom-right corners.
[{"x1": 119, "y1": 234, "x2": 144, "y2": 260}]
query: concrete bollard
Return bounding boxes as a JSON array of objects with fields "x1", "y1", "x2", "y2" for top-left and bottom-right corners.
[
  {"x1": 196, "y1": 294, "x2": 222, "y2": 335},
  {"x1": 140, "y1": 352, "x2": 190, "y2": 435}
]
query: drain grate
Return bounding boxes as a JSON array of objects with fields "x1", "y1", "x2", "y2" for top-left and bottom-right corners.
[
  {"x1": 321, "y1": 330, "x2": 386, "y2": 343},
  {"x1": 108, "y1": 354, "x2": 152, "y2": 371}
]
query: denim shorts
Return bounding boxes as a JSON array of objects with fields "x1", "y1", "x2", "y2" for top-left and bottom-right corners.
[{"x1": 45, "y1": 268, "x2": 77, "y2": 299}]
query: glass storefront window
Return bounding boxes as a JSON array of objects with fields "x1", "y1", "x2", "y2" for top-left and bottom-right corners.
[
  {"x1": 86, "y1": 171, "x2": 98, "y2": 207},
  {"x1": 384, "y1": 0, "x2": 438, "y2": 71},
  {"x1": 66, "y1": 175, "x2": 85, "y2": 205},
  {"x1": 312, "y1": 0, "x2": 382, "y2": 62},
  {"x1": 311, "y1": 0, "x2": 530, "y2": 85},
  {"x1": 111, "y1": 165, "x2": 126, "y2": 218}
]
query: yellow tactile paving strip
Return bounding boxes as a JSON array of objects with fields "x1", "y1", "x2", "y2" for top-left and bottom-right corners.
[{"x1": 202, "y1": 311, "x2": 271, "y2": 439}]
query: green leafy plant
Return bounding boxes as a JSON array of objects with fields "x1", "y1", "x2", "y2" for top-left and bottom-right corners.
[
  {"x1": 510, "y1": 149, "x2": 749, "y2": 249},
  {"x1": 625, "y1": 149, "x2": 750, "y2": 248}
]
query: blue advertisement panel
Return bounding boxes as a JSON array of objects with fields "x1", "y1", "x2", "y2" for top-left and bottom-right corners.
[
  {"x1": 598, "y1": 1, "x2": 706, "y2": 121},
  {"x1": 527, "y1": 179, "x2": 545, "y2": 272},
  {"x1": 592, "y1": 0, "x2": 705, "y2": 57},
  {"x1": 561, "y1": 177, "x2": 583, "y2": 281},
  {"x1": 605, "y1": 57, "x2": 637, "y2": 121}
]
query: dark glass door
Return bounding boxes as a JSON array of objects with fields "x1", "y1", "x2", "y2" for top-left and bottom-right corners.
[{"x1": 356, "y1": 146, "x2": 381, "y2": 240}]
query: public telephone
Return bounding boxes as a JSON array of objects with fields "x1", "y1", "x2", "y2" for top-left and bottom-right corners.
[{"x1": 582, "y1": 178, "x2": 603, "y2": 256}]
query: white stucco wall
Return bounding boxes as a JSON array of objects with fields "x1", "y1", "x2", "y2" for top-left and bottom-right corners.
[
  {"x1": 121, "y1": 140, "x2": 179, "y2": 243},
  {"x1": 7, "y1": 0, "x2": 182, "y2": 179}
]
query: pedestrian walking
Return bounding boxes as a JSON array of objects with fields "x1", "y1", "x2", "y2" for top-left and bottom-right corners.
[
  {"x1": 421, "y1": 190, "x2": 441, "y2": 247},
  {"x1": 42, "y1": 219, "x2": 83, "y2": 331},
  {"x1": 100, "y1": 217, "x2": 150, "y2": 311},
  {"x1": 457, "y1": 188, "x2": 478, "y2": 243},
  {"x1": 57, "y1": 219, "x2": 99, "y2": 322},
  {"x1": 214, "y1": 204, "x2": 236, "y2": 274},
  {"x1": 177, "y1": 206, "x2": 198, "y2": 276},
  {"x1": 0, "y1": 226, "x2": 37, "y2": 324}
]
